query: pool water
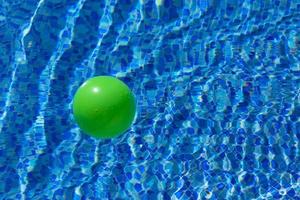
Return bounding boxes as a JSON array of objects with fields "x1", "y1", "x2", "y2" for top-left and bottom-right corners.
[{"x1": 0, "y1": 0, "x2": 300, "y2": 199}]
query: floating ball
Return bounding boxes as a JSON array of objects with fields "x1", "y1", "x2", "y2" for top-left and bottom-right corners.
[{"x1": 73, "y1": 76, "x2": 136, "y2": 138}]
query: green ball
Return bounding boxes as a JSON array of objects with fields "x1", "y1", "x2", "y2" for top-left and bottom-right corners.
[{"x1": 72, "y1": 76, "x2": 136, "y2": 139}]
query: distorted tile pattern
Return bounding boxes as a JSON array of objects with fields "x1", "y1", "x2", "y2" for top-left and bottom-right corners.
[{"x1": 0, "y1": 0, "x2": 299, "y2": 199}]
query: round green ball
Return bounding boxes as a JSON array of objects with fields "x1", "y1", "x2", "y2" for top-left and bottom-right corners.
[{"x1": 72, "y1": 76, "x2": 136, "y2": 139}]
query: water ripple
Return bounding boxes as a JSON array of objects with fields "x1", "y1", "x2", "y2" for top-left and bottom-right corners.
[{"x1": 0, "y1": 0, "x2": 300, "y2": 199}]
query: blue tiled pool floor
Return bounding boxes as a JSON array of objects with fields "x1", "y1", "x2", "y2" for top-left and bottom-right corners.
[{"x1": 0, "y1": 0, "x2": 300, "y2": 199}]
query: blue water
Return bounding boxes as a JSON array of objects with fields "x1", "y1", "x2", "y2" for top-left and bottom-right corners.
[{"x1": 0, "y1": 0, "x2": 300, "y2": 199}]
